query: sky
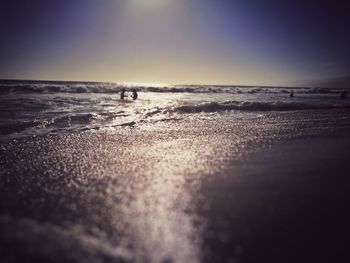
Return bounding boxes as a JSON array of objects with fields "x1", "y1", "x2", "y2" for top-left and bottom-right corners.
[{"x1": 0, "y1": 0, "x2": 349, "y2": 86}]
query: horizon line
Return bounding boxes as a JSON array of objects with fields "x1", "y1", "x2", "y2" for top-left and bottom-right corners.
[{"x1": 0, "y1": 78, "x2": 313, "y2": 89}]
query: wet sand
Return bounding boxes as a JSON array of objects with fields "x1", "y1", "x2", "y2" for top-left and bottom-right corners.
[{"x1": 1, "y1": 109, "x2": 350, "y2": 263}]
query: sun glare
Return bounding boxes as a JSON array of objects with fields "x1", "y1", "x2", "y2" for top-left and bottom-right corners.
[
  {"x1": 120, "y1": 82, "x2": 169, "y2": 87},
  {"x1": 129, "y1": 0, "x2": 177, "y2": 9}
]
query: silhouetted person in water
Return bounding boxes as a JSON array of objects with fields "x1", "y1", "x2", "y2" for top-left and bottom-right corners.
[
  {"x1": 120, "y1": 88, "x2": 126, "y2": 100},
  {"x1": 132, "y1": 89, "x2": 138, "y2": 100},
  {"x1": 340, "y1": 90, "x2": 348, "y2": 99},
  {"x1": 290, "y1": 91, "x2": 294, "y2": 98}
]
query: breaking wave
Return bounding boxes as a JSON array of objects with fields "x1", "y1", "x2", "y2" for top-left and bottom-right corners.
[{"x1": 0, "y1": 81, "x2": 347, "y2": 95}]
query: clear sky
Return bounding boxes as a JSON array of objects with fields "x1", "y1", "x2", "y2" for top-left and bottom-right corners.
[{"x1": 1, "y1": 0, "x2": 349, "y2": 86}]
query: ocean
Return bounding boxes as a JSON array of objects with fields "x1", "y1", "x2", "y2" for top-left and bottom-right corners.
[
  {"x1": 0, "y1": 80, "x2": 349, "y2": 140},
  {"x1": 1, "y1": 80, "x2": 350, "y2": 263}
]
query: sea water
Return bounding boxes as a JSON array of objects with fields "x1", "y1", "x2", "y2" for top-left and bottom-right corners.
[{"x1": 1, "y1": 80, "x2": 349, "y2": 140}]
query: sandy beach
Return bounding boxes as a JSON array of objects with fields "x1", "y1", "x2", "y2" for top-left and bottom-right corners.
[
  {"x1": 2, "y1": 0, "x2": 350, "y2": 261},
  {"x1": 1, "y1": 109, "x2": 350, "y2": 263}
]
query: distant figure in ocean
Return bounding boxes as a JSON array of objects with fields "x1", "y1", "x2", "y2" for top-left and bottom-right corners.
[
  {"x1": 289, "y1": 91, "x2": 294, "y2": 98},
  {"x1": 340, "y1": 90, "x2": 348, "y2": 99},
  {"x1": 120, "y1": 88, "x2": 126, "y2": 100},
  {"x1": 132, "y1": 89, "x2": 138, "y2": 100}
]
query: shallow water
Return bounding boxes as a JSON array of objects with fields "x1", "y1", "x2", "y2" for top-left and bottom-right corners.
[{"x1": 1, "y1": 80, "x2": 349, "y2": 140}]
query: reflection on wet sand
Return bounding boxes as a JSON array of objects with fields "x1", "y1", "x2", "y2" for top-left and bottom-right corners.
[{"x1": 124, "y1": 139, "x2": 211, "y2": 263}]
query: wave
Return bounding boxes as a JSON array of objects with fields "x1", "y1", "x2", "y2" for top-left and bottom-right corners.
[
  {"x1": 168, "y1": 101, "x2": 350, "y2": 113},
  {"x1": 2, "y1": 100, "x2": 349, "y2": 136},
  {"x1": 0, "y1": 83, "x2": 118, "y2": 94},
  {"x1": 0, "y1": 81, "x2": 347, "y2": 95}
]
